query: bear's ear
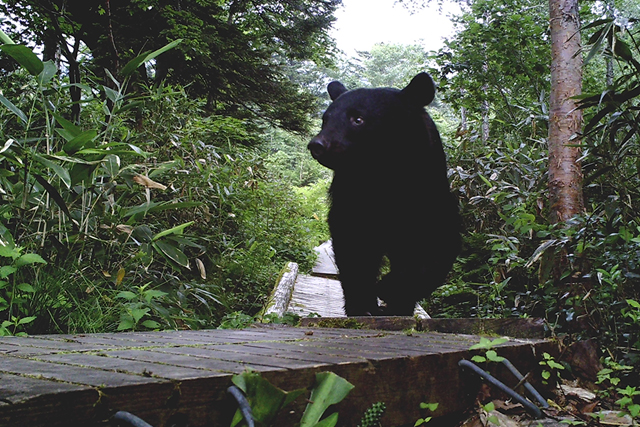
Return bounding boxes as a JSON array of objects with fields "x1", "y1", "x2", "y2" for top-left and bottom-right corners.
[
  {"x1": 400, "y1": 72, "x2": 436, "y2": 107},
  {"x1": 328, "y1": 81, "x2": 348, "y2": 101}
]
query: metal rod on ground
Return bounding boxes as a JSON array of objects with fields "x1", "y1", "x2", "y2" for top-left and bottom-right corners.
[
  {"x1": 227, "y1": 385, "x2": 255, "y2": 427},
  {"x1": 112, "y1": 411, "x2": 154, "y2": 427},
  {"x1": 501, "y1": 358, "x2": 549, "y2": 408},
  {"x1": 458, "y1": 359, "x2": 543, "y2": 419}
]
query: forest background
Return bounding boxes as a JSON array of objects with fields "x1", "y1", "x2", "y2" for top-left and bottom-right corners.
[{"x1": 0, "y1": 0, "x2": 639, "y2": 387}]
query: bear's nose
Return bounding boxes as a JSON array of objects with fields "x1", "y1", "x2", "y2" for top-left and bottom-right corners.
[{"x1": 307, "y1": 138, "x2": 326, "y2": 159}]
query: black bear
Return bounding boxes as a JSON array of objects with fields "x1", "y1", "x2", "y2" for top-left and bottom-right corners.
[{"x1": 307, "y1": 72, "x2": 461, "y2": 316}]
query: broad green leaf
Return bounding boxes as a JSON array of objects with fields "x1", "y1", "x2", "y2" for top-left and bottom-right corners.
[
  {"x1": 53, "y1": 113, "x2": 82, "y2": 140},
  {"x1": 103, "y1": 154, "x2": 121, "y2": 177},
  {"x1": 486, "y1": 350, "x2": 505, "y2": 362},
  {"x1": 17, "y1": 316, "x2": 36, "y2": 325},
  {"x1": 32, "y1": 154, "x2": 71, "y2": 189},
  {"x1": 300, "y1": 372, "x2": 354, "y2": 427},
  {"x1": 103, "y1": 86, "x2": 121, "y2": 104},
  {"x1": 0, "y1": 265, "x2": 17, "y2": 279},
  {"x1": 70, "y1": 163, "x2": 99, "y2": 186},
  {"x1": 0, "y1": 93, "x2": 28, "y2": 124},
  {"x1": 15, "y1": 253, "x2": 47, "y2": 267},
  {"x1": 143, "y1": 290, "x2": 167, "y2": 302},
  {"x1": 120, "y1": 39, "x2": 182, "y2": 77},
  {"x1": 141, "y1": 320, "x2": 161, "y2": 329},
  {"x1": 63, "y1": 129, "x2": 98, "y2": 154},
  {"x1": 152, "y1": 222, "x2": 194, "y2": 241},
  {"x1": 16, "y1": 283, "x2": 35, "y2": 293},
  {"x1": 0, "y1": 44, "x2": 43, "y2": 75},
  {"x1": 469, "y1": 337, "x2": 492, "y2": 350},
  {"x1": 37, "y1": 60, "x2": 57, "y2": 85},
  {"x1": 130, "y1": 308, "x2": 149, "y2": 323},
  {"x1": 117, "y1": 318, "x2": 135, "y2": 331},
  {"x1": 627, "y1": 299, "x2": 640, "y2": 309},
  {"x1": 420, "y1": 402, "x2": 439, "y2": 411},
  {"x1": 116, "y1": 291, "x2": 137, "y2": 300},
  {"x1": 152, "y1": 240, "x2": 189, "y2": 268},
  {"x1": 230, "y1": 371, "x2": 306, "y2": 427},
  {"x1": 313, "y1": 412, "x2": 339, "y2": 427},
  {"x1": 0, "y1": 247, "x2": 18, "y2": 259},
  {"x1": 614, "y1": 38, "x2": 633, "y2": 61}
]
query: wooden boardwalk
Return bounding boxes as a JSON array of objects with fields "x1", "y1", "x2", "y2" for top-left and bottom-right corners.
[
  {"x1": 265, "y1": 241, "x2": 429, "y2": 319},
  {"x1": 0, "y1": 323, "x2": 554, "y2": 427},
  {"x1": 1, "y1": 243, "x2": 555, "y2": 426}
]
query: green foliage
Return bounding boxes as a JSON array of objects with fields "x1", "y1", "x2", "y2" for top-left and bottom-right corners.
[
  {"x1": 230, "y1": 371, "x2": 354, "y2": 427},
  {"x1": 415, "y1": 402, "x2": 439, "y2": 426},
  {"x1": 0, "y1": 38, "x2": 321, "y2": 334},
  {"x1": 0, "y1": 0, "x2": 341, "y2": 133},
  {"x1": 539, "y1": 352, "x2": 564, "y2": 385},
  {"x1": 115, "y1": 284, "x2": 168, "y2": 331},
  {"x1": 482, "y1": 401, "x2": 500, "y2": 426},
  {"x1": 469, "y1": 337, "x2": 508, "y2": 364},
  {"x1": 615, "y1": 386, "x2": 640, "y2": 419},
  {"x1": 434, "y1": 0, "x2": 550, "y2": 142},
  {"x1": 0, "y1": 224, "x2": 46, "y2": 336},
  {"x1": 358, "y1": 402, "x2": 386, "y2": 427}
]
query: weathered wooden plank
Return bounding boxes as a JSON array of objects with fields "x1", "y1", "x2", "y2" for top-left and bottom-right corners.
[
  {"x1": 300, "y1": 316, "x2": 546, "y2": 339},
  {"x1": 0, "y1": 373, "x2": 98, "y2": 427},
  {"x1": 235, "y1": 342, "x2": 365, "y2": 364},
  {"x1": 102, "y1": 349, "x2": 268, "y2": 374},
  {"x1": 37, "y1": 353, "x2": 212, "y2": 380},
  {"x1": 155, "y1": 345, "x2": 331, "y2": 370},
  {"x1": 311, "y1": 240, "x2": 338, "y2": 278},
  {"x1": 263, "y1": 262, "x2": 299, "y2": 316},
  {"x1": 0, "y1": 325, "x2": 556, "y2": 427},
  {"x1": 420, "y1": 317, "x2": 546, "y2": 338},
  {"x1": 0, "y1": 357, "x2": 161, "y2": 388},
  {"x1": 0, "y1": 372, "x2": 92, "y2": 404},
  {"x1": 288, "y1": 275, "x2": 345, "y2": 318}
]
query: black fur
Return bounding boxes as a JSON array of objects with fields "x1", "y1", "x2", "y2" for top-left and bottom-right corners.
[{"x1": 308, "y1": 73, "x2": 461, "y2": 316}]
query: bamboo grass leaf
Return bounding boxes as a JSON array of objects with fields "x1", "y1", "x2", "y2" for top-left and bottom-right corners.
[
  {"x1": 0, "y1": 44, "x2": 43, "y2": 75},
  {"x1": 0, "y1": 93, "x2": 28, "y2": 124}
]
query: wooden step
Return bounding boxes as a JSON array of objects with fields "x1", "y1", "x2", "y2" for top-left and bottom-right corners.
[{"x1": 0, "y1": 324, "x2": 555, "y2": 426}]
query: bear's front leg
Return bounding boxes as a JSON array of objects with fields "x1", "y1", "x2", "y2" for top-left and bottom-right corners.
[{"x1": 331, "y1": 238, "x2": 383, "y2": 316}]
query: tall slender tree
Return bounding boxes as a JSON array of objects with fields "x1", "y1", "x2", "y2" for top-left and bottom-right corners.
[{"x1": 548, "y1": 0, "x2": 584, "y2": 223}]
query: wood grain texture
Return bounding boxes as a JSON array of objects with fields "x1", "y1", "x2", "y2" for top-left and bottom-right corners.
[{"x1": 0, "y1": 324, "x2": 555, "y2": 427}]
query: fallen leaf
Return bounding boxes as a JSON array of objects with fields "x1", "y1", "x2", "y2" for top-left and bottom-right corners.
[
  {"x1": 133, "y1": 174, "x2": 167, "y2": 190},
  {"x1": 116, "y1": 268, "x2": 125, "y2": 286}
]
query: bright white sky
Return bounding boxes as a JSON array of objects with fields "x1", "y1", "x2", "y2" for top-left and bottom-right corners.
[{"x1": 330, "y1": 0, "x2": 459, "y2": 55}]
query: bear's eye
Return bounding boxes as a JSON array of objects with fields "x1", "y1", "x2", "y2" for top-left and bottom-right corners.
[{"x1": 350, "y1": 116, "x2": 365, "y2": 126}]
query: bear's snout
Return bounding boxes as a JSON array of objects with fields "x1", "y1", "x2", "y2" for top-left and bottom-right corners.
[{"x1": 307, "y1": 137, "x2": 327, "y2": 159}]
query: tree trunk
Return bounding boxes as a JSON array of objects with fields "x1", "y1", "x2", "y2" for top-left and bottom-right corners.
[{"x1": 548, "y1": 0, "x2": 584, "y2": 223}]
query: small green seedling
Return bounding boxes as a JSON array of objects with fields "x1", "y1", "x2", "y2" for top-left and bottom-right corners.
[
  {"x1": 616, "y1": 386, "x2": 640, "y2": 418},
  {"x1": 482, "y1": 401, "x2": 500, "y2": 425},
  {"x1": 415, "y1": 402, "x2": 438, "y2": 426},
  {"x1": 539, "y1": 352, "x2": 564, "y2": 385},
  {"x1": 469, "y1": 337, "x2": 508, "y2": 363}
]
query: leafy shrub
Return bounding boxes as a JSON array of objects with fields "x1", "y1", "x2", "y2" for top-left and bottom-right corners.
[{"x1": 0, "y1": 40, "x2": 320, "y2": 333}]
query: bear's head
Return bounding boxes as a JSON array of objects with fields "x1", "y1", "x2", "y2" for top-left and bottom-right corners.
[{"x1": 308, "y1": 72, "x2": 436, "y2": 170}]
